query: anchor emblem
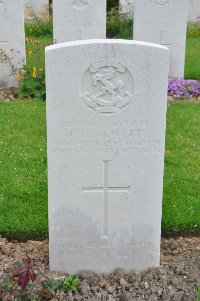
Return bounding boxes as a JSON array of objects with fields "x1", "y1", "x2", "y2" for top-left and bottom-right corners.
[{"x1": 81, "y1": 61, "x2": 134, "y2": 115}]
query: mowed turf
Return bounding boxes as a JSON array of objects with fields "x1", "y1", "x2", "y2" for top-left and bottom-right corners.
[
  {"x1": 185, "y1": 37, "x2": 200, "y2": 80},
  {"x1": 0, "y1": 101, "x2": 200, "y2": 239},
  {"x1": 0, "y1": 101, "x2": 47, "y2": 240},
  {"x1": 163, "y1": 102, "x2": 200, "y2": 234}
]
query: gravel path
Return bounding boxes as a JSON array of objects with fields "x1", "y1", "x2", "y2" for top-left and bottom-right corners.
[{"x1": 1, "y1": 236, "x2": 200, "y2": 300}]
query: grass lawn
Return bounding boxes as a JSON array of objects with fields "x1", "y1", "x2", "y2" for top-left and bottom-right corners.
[
  {"x1": 163, "y1": 102, "x2": 200, "y2": 234},
  {"x1": 0, "y1": 101, "x2": 47, "y2": 240},
  {"x1": 185, "y1": 37, "x2": 200, "y2": 80},
  {"x1": 0, "y1": 101, "x2": 200, "y2": 240}
]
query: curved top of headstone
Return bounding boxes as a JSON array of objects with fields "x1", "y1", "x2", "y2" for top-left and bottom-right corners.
[{"x1": 46, "y1": 39, "x2": 169, "y2": 52}]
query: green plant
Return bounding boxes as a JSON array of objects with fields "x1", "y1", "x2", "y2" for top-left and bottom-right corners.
[
  {"x1": 0, "y1": 256, "x2": 37, "y2": 301},
  {"x1": 107, "y1": 7, "x2": 133, "y2": 39},
  {"x1": 107, "y1": 0, "x2": 119, "y2": 12},
  {"x1": 62, "y1": 276, "x2": 80, "y2": 293},
  {"x1": 25, "y1": 19, "x2": 53, "y2": 38},
  {"x1": 18, "y1": 66, "x2": 46, "y2": 101},
  {"x1": 42, "y1": 275, "x2": 80, "y2": 294},
  {"x1": 17, "y1": 35, "x2": 49, "y2": 100},
  {"x1": 0, "y1": 253, "x2": 80, "y2": 300},
  {"x1": 0, "y1": 42, "x2": 46, "y2": 100},
  {"x1": 196, "y1": 286, "x2": 200, "y2": 301},
  {"x1": 38, "y1": 275, "x2": 80, "y2": 300}
]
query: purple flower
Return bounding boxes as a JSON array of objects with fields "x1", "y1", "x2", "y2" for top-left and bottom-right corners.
[{"x1": 168, "y1": 78, "x2": 200, "y2": 99}]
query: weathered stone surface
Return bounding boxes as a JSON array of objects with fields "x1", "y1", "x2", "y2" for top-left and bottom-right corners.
[
  {"x1": 46, "y1": 39, "x2": 169, "y2": 274},
  {"x1": 53, "y1": 0, "x2": 106, "y2": 43},
  {"x1": 119, "y1": 0, "x2": 135, "y2": 19},
  {"x1": 0, "y1": 0, "x2": 26, "y2": 87},
  {"x1": 134, "y1": 0, "x2": 189, "y2": 78},
  {"x1": 188, "y1": 0, "x2": 200, "y2": 21}
]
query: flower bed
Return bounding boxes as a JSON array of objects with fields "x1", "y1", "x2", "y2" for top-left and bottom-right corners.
[{"x1": 168, "y1": 78, "x2": 200, "y2": 100}]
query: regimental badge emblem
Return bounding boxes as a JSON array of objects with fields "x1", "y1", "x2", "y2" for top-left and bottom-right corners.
[
  {"x1": 71, "y1": 0, "x2": 89, "y2": 9},
  {"x1": 151, "y1": 0, "x2": 174, "y2": 6},
  {"x1": 80, "y1": 61, "x2": 134, "y2": 115}
]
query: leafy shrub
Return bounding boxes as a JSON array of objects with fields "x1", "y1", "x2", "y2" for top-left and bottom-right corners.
[
  {"x1": 25, "y1": 19, "x2": 53, "y2": 38},
  {"x1": 107, "y1": 7, "x2": 133, "y2": 39},
  {"x1": 18, "y1": 66, "x2": 46, "y2": 101},
  {"x1": 107, "y1": 0, "x2": 119, "y2": 12}
]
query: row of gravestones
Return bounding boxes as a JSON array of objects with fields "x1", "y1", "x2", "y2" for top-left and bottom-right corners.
[
  {"x1": 0, "y1": 0, "x2": 192, "y2": 273},
  {"x1": 0, "y1": 0, "x2": 192, "y2": 88},
  {"x1": 24, "y1": 0, "x2": 200, "y2": 22},
  {"x1": 120, "y1": 0, "x2": 200, "y2": 21}
]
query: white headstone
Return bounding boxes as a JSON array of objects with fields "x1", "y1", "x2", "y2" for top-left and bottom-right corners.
[
  {"x1": 24, "y1": 0, "x2": 49, "y2": 19},
  {"x1": 0, "y1": 0, "x2": 26, "y2": 87},
  {"x1": 134, "y1": 0, "x2": 189, "y2": 79},
  {"x1": 53, "y1": 0, "x2": 106, "y2": 43},
  {"x1": 188, "y1": 0, "x2": 200, "y2": 21},
  {"x1": 119, "y1": 0, "x2": 135, "y2": 19},
  {"x1": 46, "y1": 39, "x2": 169, "y2": 274}
]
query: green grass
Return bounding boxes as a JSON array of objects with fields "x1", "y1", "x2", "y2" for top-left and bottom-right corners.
[
  {"x1": 0, "y1": 101, "x2": 47, "y2": 240},
  {"x1": 163, "y1": 102, "x2": 200, "y2": 234},
  {"x1": 0, "y1": 101, "x2": 200, "y2": 239},
  {"x1": 185, "y1": 37, "x2": 200, "y2": 80}
]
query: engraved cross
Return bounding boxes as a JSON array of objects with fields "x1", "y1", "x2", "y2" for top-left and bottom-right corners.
[
  {"x1": 82, "y1": 160, "x2": 130, "y2": 238},
  {"x1": 159, "y1": 31, "x2": 171, "y2": 49}
]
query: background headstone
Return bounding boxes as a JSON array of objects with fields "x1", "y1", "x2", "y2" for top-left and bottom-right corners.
[
  {"x1": 119, "y1": 0, "x2": 135, "y2": 19},
  {"x1": 0, "y1": 0, "x2": 26, "y2": 88},
  {"x1": 188, "y1": 0, "x2": 200, "y2": 22},
  {"x1": 134, "y1": 0, "x2": 189, "y2": 79},
  {"x1": 24, "y1": 0, "x2": 49, "y2": 20},
  {"x1": 53, "y1": 0, "x2": 106, "y2": 43},
  {"x1": 46, "y1": 39, "x2": 169, "y2": 274}
]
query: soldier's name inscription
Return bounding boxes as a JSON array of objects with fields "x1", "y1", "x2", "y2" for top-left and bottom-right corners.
[{"x1": 49, "y1": 119, "x2": 163, "y2": 154}]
